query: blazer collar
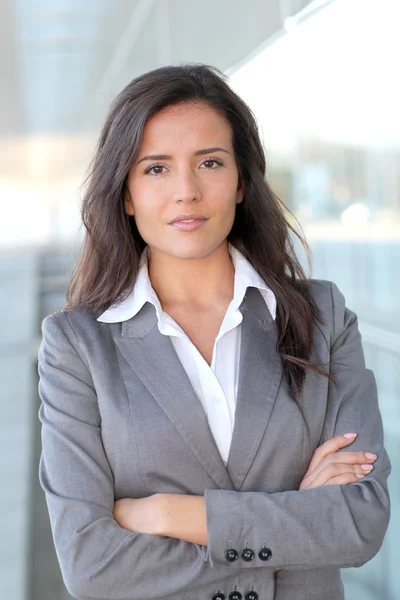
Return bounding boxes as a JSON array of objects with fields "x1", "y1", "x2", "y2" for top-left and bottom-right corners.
[{"x1": 113, "y1": 287, "x2": 282, "y2": 491}]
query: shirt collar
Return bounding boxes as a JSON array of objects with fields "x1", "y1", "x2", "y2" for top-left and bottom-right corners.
[{"x1": 97, "y1": 244, "x2": 276, "y2": 323}]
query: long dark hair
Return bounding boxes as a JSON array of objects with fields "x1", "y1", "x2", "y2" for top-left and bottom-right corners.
[{"x1": 66, "y1": 63, "x2": 328, "y2": 399}]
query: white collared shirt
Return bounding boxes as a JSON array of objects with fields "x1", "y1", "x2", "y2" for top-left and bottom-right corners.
[{"x1": 98, "y1": 245, "x2": 276, "y2": 465}]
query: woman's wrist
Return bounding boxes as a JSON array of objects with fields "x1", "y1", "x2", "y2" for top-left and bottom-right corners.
[
  {"x1": 152, "y1": 493, "x2": 170, "y2": 536},
  {"x1": 156, "y1": 493, "x2": 208, "y2": 545}
]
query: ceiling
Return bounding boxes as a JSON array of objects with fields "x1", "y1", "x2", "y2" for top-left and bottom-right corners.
[
  {"x1": 0, "y1": 0, "x2": 320, "y2": 188},
  {"x1": 1, "y1": 0, "x2": 317, "y2": 138}
]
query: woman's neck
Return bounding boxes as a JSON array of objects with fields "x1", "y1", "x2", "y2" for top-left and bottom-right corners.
[{"x1": 148, "y1": 243, "x2": 235, "y2": 309}]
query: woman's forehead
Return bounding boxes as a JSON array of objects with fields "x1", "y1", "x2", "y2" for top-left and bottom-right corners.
[{"x1": 140, "y1": 103, "x2": 233, "y2": 150}]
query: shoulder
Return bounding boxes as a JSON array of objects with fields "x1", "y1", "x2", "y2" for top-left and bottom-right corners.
[
  {"x1": 307, "y1": 279, "x2": 355, "y2": 345},
  {"x1": 40, "y1": 307, "x2": 113, "y2": 374},
  {"x1": 41, "y1": 307, "x2": 105, "y2": 347},
  {"x1": 307, "y1": 278, "x2": 342, "y2": 307}
]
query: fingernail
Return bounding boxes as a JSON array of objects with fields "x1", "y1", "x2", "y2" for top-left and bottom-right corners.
[
  {"x1": 344, "y1": 433, "x2": 357, "y2": 438},
  {"x1": 365, "y1": 452, "x2": 377, "y2": 460},
  {"x1": 361, "y1": 464, "x2": 373, "y2": 471},
  {"x1": 356, "y1": 474, "x2": 365, "y2": 478}
]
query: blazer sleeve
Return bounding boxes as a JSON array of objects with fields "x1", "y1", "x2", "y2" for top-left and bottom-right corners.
[
  {"x1": 205, "y1": 281, "x2": 391, "y2": 570},
  {"x1": 38, "y1": 312, "x2": 213, "y2": 600}
]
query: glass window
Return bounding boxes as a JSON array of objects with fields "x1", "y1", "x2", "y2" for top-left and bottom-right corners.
[{"x1": 230, "y1": 1, "x2": 399, "y2": 598}]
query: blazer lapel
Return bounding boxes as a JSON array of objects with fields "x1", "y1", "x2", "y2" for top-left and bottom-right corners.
[
  {"x1": 113, "y1": 303, "x2": 234, "y2": 490},
  {"x1": 227, "y1": 287, "x2": 283, "y2": 490}
]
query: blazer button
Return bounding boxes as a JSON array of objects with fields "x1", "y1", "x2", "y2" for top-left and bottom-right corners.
[
  {"x1": 258, "y1": 546, "x2": 272, "y2": 561},
  {"x1": 229, "y1": 592, "x2": 242, "y2": 600},
  {"x1": 212, "y1": 594, "x2": 225, "y2": 600},
  {"x1": 225, "y1": 549, "x2": 239, "y2": 562},
  {"x1": 245, "y1": 593, "x2": 258, "y2": 600},
  {"x1": 241, "y1": 548, "x2": 255, "y2": 562}
]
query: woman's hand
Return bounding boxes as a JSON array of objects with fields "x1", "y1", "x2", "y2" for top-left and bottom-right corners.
[
  {"x1": 114, "y1": 494, "x2": 164, "y2": 535},
  {"x1": 299, "y1": 433, "x2": 377, "y2": 490},
  {"x1": 114, "y1": 493, "x2": 208, "y2": 544}
]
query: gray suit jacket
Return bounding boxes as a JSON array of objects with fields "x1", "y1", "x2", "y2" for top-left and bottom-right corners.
[{"x1": 38, "y1": 280, "x2": 391, "y2": 600}]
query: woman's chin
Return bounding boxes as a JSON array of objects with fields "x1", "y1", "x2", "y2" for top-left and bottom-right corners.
[{"x1": 149, "y1": 241, "x2": 228, "y2": 262}]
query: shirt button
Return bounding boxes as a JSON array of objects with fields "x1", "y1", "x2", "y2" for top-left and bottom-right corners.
[
  {"x1": 258, "y1": 546, "x2": 272, "y2": 561},
  {"x1": 229, "y1": 592, "x2": 242, "y2": 600},
  {"x1": 241, "y1": 548, "x2": 255, "y2": 562},
  {"x1": 212, "y1": 594, "x2": 225, "y2": 600},
  {"x1": 225, "y1": 548, "x2": 239, "y2": 562},
  {"x1": 245, "y1": 593, "x2": 258, "y2": 600}
]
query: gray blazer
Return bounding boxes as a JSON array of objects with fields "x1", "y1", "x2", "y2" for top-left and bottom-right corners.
[{"x1": 38, "y1": 280, "x2": 391, "y2": 600}]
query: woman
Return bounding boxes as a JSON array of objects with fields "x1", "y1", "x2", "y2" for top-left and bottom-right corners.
[{"x1": 38, "y1": 64, "x2": 390, "y2": 600}]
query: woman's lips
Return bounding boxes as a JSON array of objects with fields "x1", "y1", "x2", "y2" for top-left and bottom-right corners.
[{"x1": 169, "y1": 218, "x2": 207, "y2": 232}]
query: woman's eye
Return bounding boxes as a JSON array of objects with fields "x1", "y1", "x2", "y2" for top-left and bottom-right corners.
[
  {"x1": 145, "y1": 164, "x2": 166, "y2": 175},
  {"x1": 201, "y1": 159, "x2": 222, "y2": 169},
  {"x1": 144, "y1": 159, "x2": 222, "y2": 175}
]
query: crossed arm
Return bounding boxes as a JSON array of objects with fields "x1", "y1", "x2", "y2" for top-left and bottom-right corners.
[
  {"x1": 113, "y1": 433, "x2": 378, "y2": 545},
  {"x1": 38, "y1": 286, "x2": 390, "y2": 598}
]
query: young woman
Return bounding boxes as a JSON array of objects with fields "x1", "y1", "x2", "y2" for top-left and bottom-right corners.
[{"x1": 38, "y1": 64, "x2": 390, "y2": 600}]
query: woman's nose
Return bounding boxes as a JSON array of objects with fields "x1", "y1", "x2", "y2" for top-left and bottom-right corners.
[{"x1": 172, "y1": 170, "x2": 202, "y2": 203}]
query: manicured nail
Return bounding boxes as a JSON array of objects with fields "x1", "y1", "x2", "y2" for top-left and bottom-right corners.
[
  {"x1": 361, "y1": 464, "x2": 373, "y2": 471},
  {"x1": 356, "y1": 474, "x2": 365, "y2": 478},
  {"x1": 365, "y1": 453, "x2": 377, "y2": 460},
  {"x1": 344, "y1": 433, "x2": 357, "y2": 438}
]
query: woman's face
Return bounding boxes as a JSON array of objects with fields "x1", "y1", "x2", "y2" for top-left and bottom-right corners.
[{"x1": 125, "y1": 101, "x2": 243, "y2": 261}]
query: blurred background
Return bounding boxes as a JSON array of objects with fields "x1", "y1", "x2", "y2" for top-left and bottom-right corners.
[{"x1": 1, "y1": 0, "x2": 398, "y2": 598}]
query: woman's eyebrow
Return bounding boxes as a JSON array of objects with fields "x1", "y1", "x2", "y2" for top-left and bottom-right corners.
[{"x1": 136, "y1": 147, "x2": 230, "y2": 165}]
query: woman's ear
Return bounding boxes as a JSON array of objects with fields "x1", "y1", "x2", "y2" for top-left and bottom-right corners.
[
  {"x1": 236, "y1": 180, "x2": 245, "y2": 205},
  {"x1": 124, "y1": 190, "x2": 134, "y2": 216}
]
